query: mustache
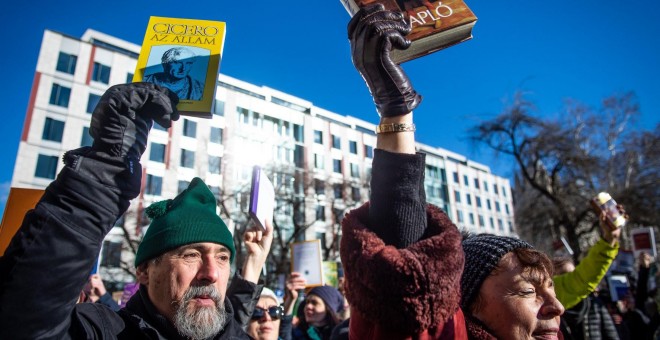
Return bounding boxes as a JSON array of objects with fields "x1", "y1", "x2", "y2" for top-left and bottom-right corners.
[{"x1": 180, "y1": 284, "x2": 223, "y2": 306}]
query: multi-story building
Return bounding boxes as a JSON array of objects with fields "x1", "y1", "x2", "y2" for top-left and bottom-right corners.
[{"x1": 11, "y1": 29, "x2": 516, "y2": 288}]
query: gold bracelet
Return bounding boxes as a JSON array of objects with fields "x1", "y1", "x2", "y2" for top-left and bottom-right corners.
[{"x1": 375, "y1": 123, "x2": 416, "y2": 134}]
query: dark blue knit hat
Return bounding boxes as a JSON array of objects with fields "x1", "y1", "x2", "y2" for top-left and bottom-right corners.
[
  {"x1": 308, "y1": 285, "x2": 344, "y2": 313},
  {"x1": 461, "y1": 234, "x2": 533, "y2": 310}
]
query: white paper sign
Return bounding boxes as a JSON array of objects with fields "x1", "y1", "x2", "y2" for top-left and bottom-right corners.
[
  {"x1": 631, "y1": 227, "x2": 657, "y2": 259},
  {"x1": 291, "y1": 240, "x2": 323, "y2": 287}
]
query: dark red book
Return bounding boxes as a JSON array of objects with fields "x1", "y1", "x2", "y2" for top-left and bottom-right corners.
[{"x1": 340, "y1": 0, "x2": 477, "y2": 63}]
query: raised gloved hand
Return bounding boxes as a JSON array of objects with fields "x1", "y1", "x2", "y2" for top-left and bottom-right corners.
[
  {"x1": 348, "y1": 3, "x2": 422, "y2": 117},
  {"x1": 90, "y1": 82, "x2": 179, "y2": 160}
]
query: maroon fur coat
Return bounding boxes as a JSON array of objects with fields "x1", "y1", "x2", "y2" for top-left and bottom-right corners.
[{"x1": 340, "y1": 203, "x2": 467, "y2": 339}]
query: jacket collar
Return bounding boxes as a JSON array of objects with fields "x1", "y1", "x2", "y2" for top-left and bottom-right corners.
[{"x1": 123, "y1": 285, "x2": 236, "y2": 340}]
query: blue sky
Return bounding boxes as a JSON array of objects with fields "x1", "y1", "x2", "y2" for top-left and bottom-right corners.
[{"x1": 0, "y1": 1, "x2": 658, "y2": 217}]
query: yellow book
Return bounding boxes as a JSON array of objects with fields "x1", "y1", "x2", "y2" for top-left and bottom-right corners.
[{"x1": 133, "y1": 16, "x2": 226, "y2": 118}]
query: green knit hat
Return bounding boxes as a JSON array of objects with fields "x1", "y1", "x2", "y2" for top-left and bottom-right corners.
[{"x1": 135, "y1": 177, "x2": 235, "y2": 266}]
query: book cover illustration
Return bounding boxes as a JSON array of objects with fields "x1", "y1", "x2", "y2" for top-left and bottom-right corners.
[
  {"x1": 133, "y1": 16, "x2": 226, "y2": 118},
  {"x1": 340, "y1": 0, "x2": 477, "y2": 63},
  {"x1": 248, "y1": 166, "x2": 275, "y2": 231}
]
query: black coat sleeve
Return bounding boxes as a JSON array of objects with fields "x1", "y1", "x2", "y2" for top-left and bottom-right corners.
[
  {"x1": 227, "y1": 273, "x2": 263, "y2": 330},
  {"x1": 368, "y1": 148, "x2": 427, "y2": 248},
  {"x1": 0, "y1": 149, "x2": 137, "y2": 339}
]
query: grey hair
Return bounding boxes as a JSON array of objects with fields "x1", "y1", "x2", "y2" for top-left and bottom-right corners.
[{"x1": 161, "y1": 47, "x2": 196, "y2": 64}]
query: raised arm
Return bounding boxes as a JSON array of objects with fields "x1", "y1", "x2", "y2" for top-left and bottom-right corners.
[
  {"x1": 0, "y1": 83, "x2": 178, "y2": 339},
  {"x1": 340, "y1": 4, "x2": 464, "y2": 338}
]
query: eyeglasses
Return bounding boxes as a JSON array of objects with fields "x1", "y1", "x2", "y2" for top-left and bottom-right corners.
[{"x1": 251, "y1": 306, "x2": 284, "y2": 320}]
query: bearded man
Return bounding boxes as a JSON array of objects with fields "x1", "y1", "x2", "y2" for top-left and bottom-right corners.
[{"x1": 0, "y1": 83, "x2": 271, "y2": 339}]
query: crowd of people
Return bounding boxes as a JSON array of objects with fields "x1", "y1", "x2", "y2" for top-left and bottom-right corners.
[{"x1": 0, "y1": 3, "x2": 657, "y2": 340}]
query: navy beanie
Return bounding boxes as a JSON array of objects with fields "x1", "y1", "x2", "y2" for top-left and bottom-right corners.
[
  {"x1": 308, "y1": 285, "x2": 344, "y2": 313},
  {"x1": 461, "y1": 234, "x2": 533, "y2": 310}
]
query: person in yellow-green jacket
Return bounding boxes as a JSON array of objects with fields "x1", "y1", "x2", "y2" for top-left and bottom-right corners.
[{"x1": 553, "y1": 207, "x2": 625, "y2": 309}]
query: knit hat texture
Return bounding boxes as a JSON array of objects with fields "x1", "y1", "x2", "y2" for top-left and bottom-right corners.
[
  {"x1": 460, "y1": 234, "x2": 532, "y2": 310},
  {"x1": 134, "y1": 177, "x2": 234, "y2": 266},
  {"x1": 308, "y1": 285, "x2": 344, "y2": 313}
]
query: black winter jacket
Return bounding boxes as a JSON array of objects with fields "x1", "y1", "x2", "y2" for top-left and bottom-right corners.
[
  {"x1": 561, "y1": 294, "x2": 620, "y2": 340},
  {"x1": 0, "y1": 149, "x2": 259, "y2": 339}
]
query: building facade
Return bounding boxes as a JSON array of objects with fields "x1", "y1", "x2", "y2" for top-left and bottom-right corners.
[{"x1": 12, "y1": 29, "x2": 516, "y2": 287}]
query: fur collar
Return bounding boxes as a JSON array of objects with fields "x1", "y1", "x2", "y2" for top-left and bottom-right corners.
[{"x1": 340, "y1": 203, "x2": 464, "y2": 334}]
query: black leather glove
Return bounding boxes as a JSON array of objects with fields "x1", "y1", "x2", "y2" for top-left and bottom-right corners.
[
  {"x1": 90, "y1": 82, "x2": 179, "y2": 161},
  {"x1": 348, "y1": 3, "x2": 422, "y2": 117}
]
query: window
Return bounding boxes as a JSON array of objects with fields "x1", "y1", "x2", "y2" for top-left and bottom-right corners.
[
  {"x1": 56, "y1": 52, "x2": 77, "y2": 74},
  {"x1": 314, "y1": 130, "x2": 323, "y2": 144},
  {"x1": 456, "y1": 210, "x2": 464, "y2": 223},
  {"x1": 49, "y1": 84, "x2": 71, "y2": 107},
  {"x1": 81, "y1": 127, "x2": 93, "y2": 147},
  {"x1": 238, "y1": 107, "x2": 249, "y2": 124},
  {"x1": 478, "y1": 215, "x2": 485, "y2": 227},
  {"x1": 466, "y1": 194, "x2": 472, "y2": 205},
  {"x1": 180, "y1": 149, "x2": 195, "y2": 168},
  {"x1": 483, "y1": 181, "x2": 489, "y2": 192},
  {"x1": 454, "y1": 190, "x2": 461, "y2": 203},
  {"x1": 352, "y1": 186, "x2": 361, "y2": 201},
  {"x1": 314, "y1": 154, "x2": 324, "y2": 169},
  {"x1": 149, "y1": 143, "x2": 166, "y2": 163},
  {"x1": 145, "y1": 174, "x2": 163, "y2": 195},
  {"x1": 315, "y1": 179, "x2": 325, "y2": 195},
  {"x1": 153, "y1": 122, "x2": 167, "y2": 131},
  {"x1": 476, "y1": 196, "x2": 482, "y2": 208},
  {"x1": 494, "y1": 184, "x2": 499, "y2": 194},
  {"x1": 294, "y1": 124, "x2": 304, "y2": 142},
  {"x1": 183, "y1": 119, "x2": 197, "y2": 137},
  {"x1": 209, "y1": 185, "x2": 222, "y2": 200},
  {"x1": 126, "y1": 73, "x2": 134, "y2": 83},
  {"x1": 364, "y1": 145, "x2": 373, "y2": 158},
  {"x1": 469, "y1": 213, "x2": 475, "y2": 225},
  {"x1": 210, "y1": 127, "x2": 223, "y2": 144},
  {"x1": 87, "y1": 93, "x2": 101, "y2": 113},
  {"x1": 92, "y1": 62, "x2": 111, "y2": 84},
  {"x1": 505, "y1": 204, "x2": 510, "y2": 214},
  {"x1": 463, "y1": 175, "x2": 469, "y2": 186},
  {"x1": 42, "y1": 117, "x2": 65, "y2": 142},
  {"x1": 35, "y1": 154, "x2": 58, "y2": 179},
  {"x1": 333, "y1": 184, "x2": 343, "y2": 199},
  {"x1": 213, "y1": 100, "x2": 225, "y2": 116},
  {"x1": 486, "y1": 199, "x2": 491, "y2": 210},
  {"x1": 294, "y1": 145, "x2": 304, "y2": 168},
  {"x1": 509, "y1": 222, "x2": 514, "y2": 233},
  {"x1": 498, "y1": 219, "x2": 504, "y2": 231},
  {"x1": 502, "y1": 186, "x2": 507, "y2": 197},
  {"x1": 208, "y1": 156, "x2": 222, "y2": 174},
  {"x1": 101, "y1": 241, "x2": 122, "y2": 268},
  {"x1": 178, "y1": 180, "x2": 190, "y2": 193},
  {"x1": 496, "y1": 202, "x2": 501, "y2": 212},
  {"x1": 333, "y1": 159, "x2": 342, "y2": 174},
  {"x1": 474, "y1": 179, "x2": 480, "y2": 189},
  {"x1": 490, "y1": 217, "x2": 495, "y2": 229},
  {"x1": 453, "y1": 172, "x2": 459, "y2": 183},
  {"x1": 349, "y1": 141, "x2": 358, "y2": 154},
  {"x1": 350, "y1": 163, "x2": 360, "y2": 178},
  {"x1": 332, "y1": 135, "x2": 341, "y2": 149},
  {"x1": 315, "y1": 205, "x2": 326, "y2": 221}
]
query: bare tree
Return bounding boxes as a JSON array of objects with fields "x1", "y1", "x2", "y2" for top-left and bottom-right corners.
[{"x1": 469, "y1": 91, "x2": 659, "y2": 259}]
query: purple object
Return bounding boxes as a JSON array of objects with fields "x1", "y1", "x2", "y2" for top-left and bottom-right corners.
[{"x1": 119, "y1": 282, "x2": 139, "y2": 308}]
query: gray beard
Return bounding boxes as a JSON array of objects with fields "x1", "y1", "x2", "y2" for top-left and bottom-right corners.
[{"x1": 173, "y1": 285, "x2": 228, "y2": 340}]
